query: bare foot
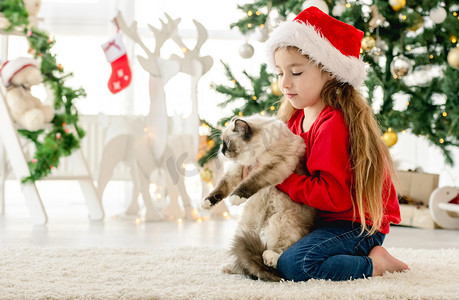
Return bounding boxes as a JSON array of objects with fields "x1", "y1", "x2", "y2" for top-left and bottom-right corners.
[{"x1": 369, "y1": 246, "x2": 409, "y2": 276}]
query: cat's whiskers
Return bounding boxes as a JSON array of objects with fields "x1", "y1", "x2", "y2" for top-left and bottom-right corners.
[{"x1": 209, "y1": 131, "x2": 221, "y2": 140}]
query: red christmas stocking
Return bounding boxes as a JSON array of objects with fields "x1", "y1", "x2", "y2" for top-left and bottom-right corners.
[{"x1": 101, "y1": 33, "x2": 132, "y2": 94}]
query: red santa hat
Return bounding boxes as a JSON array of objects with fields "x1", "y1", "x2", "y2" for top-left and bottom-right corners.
[
  {"x1": 265, "y1": 6, "x2": 366, "y2": 89},
  {"x1": 0, "y1": 57, "x2": 39, "y2": 87}
]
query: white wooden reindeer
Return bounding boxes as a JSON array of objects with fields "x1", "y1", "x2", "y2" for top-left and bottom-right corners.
[
  {"x1": 98, "y1": 12, "x2": 219, "y2": 221},
  {"x1": 97, "y1": 12, "x2": 180, "y2": 221},
  {"x1": 160, "y1": 14, "x2": 221, "y2": 220},
  {"x1": 162, "y1": 15, "x2": 230, "y2": 219},
  {"x1": 160, "y1": 16, "x2": 233, "y2": 220}
]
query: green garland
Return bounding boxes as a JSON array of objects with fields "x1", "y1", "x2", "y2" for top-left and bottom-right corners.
[{"x1": 1, "y1": 0, "x2": 86, "y2": 182}]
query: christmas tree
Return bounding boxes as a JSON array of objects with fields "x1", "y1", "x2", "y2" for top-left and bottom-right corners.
[{"x1": 199, "y1": 0, "x2": 459, "y2": 167}]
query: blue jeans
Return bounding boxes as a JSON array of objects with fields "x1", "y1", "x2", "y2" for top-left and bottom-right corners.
[{"x1": 277, "y1": 221, "x2": 385, "y2": 282}]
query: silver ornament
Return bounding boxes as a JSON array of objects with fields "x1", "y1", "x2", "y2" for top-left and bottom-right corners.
[
  {"x1": 390, "y1": 55, "x2": 413, "y2": 78},
  {"x1": 239, "y1": 42, "x2": 254, "y2": 59},
  {"x1": 429, "y1": 7, "x2": 447, "y2": 24}
]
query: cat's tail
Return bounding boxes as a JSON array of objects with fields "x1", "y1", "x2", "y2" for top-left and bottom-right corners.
[{"x1": 231, "y1": 230, "x2": 283, "y2": 282}]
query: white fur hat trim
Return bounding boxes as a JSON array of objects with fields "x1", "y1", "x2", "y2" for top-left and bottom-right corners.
[
  {"x1": 265, "y1": 21, "x2": 366, "y2": 89},
  {"x1": 0, "y1": 57, "x2": 39, "y2": 87}
]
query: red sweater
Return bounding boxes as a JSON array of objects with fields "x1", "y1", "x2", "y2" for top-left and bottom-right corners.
[{"x1": 277, "y1": 106, "x2": 401, "y2": 234}]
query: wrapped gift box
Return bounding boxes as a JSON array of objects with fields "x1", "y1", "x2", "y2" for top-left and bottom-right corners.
[{"x1": 395, "y1": 170, "x2": 439, "y2": 229}]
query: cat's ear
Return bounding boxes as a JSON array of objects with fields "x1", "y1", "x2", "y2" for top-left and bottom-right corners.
[{"x1": 234, "y1": 119, "x2": 252, "y2": 140}]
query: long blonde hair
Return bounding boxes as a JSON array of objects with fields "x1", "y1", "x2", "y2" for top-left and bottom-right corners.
[{"x1": 278, "y1": 77, "x2": 395, "y2": 235}]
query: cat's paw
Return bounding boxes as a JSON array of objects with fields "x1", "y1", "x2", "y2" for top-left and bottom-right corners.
[
  {"x1": 229, "y1": 194, "x2": 247, "y2": 206},
  {"x1": 219, "y1": 263, "x2": 236, "y2": 274},
  {"x1": 263, "y1": 250, "x2": 280, "y2": 268},
  {"x1": 201, "y1": 198, "x2": 213, "y2": 210},
  {"x1": 201, "y1": 193, "x2": 223, "y2": 210}
]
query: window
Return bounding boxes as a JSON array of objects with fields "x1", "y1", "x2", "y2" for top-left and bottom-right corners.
[{"x1": 18, "y1": 0, "x2": 268, "y2": 125}]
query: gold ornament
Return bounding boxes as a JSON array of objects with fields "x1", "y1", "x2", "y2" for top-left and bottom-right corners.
[
  {"x1": 270, "y1": 80, "x2": 283, "y2": 96},
  {"x1": 200, "y1": 168, "x2": 213, "y2": 183},
  {"x1": 390, "y1": 55, "x2": 413, "y2": 78},
  {"x1": 447, "y1": 47, "x2": 459, "y2": 69},
  {"x1": 389, "y1": 0, "x2": 406, "y2": 11},
  {"x1": 407, "y1": 16, "x2": 424, "y2": 32},
  {"x1": 382, "y1": 129, "x2": 398, "y2": 147},
  {"x1": 361, "y1": 36, "x2": 376, "y2": 51}
]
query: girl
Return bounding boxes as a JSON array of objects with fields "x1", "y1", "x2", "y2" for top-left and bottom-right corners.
[{"x1": 264, "y1": 6, "x2": 409, "y2": 281}]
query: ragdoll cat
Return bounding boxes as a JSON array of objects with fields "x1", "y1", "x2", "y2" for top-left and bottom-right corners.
[{"x1": 201, "y1": 115, "x2": 316, "y2": 281}]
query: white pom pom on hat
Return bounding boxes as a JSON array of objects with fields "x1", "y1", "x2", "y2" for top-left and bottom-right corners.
[
  {"x1": 265, "y1": 6, "x2": 366, "y2": 89},
  {"x1": 0, "y1": 57, "x2": 39, "y2": 87}
]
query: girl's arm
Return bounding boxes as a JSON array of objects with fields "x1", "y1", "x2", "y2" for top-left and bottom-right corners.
[{"x1": 277, "y1": 114, "x2": 353, "y2": 212}]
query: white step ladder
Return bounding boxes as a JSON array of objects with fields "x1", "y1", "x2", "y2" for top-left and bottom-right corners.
[
  {"x1": 0, "y1": 28, "x2": 104, "y2": 224},
  {"x1": 0, "y1": 84, "x2": 104, "y2": 224}
]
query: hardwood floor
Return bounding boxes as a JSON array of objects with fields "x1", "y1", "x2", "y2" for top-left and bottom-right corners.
[{"x1": 1, "y1": 180, "x2": 458, "y2": 249}]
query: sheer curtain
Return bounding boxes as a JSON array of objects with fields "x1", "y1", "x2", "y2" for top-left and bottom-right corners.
[
  {"x1": 32, "y1": 0, "x2": 267, "y2": 125},
  {"x1": 0, "y1": 0, "x2": 269, "y2": 217}
]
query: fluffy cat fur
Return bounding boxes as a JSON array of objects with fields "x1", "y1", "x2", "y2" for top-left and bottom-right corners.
[{"x1": 202, "y1": 115, "x2": 316, "y2": 281}]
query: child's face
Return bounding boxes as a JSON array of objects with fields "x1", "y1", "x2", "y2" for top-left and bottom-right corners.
[{"x1": 274, "y1": 48, "x2": 330, "y2": 110}]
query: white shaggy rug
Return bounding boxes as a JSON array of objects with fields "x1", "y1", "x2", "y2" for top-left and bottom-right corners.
[{"x1": 1, "y1": 247, "x2": 458, "y2": 300}]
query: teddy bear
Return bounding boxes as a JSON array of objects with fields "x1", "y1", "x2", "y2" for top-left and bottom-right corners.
[
  {"x1": 0, "y1": 0, "x2": 42, "y2": 29},
  {"x1": 23, "y1": 0, "x2": 42, "y2": 17},
  {"x1": 23, "y1": 0, "x2": 42, "y2": 27},
  {"x1": 0, "y1": 57, "x2": 54, "y2": 131}
]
